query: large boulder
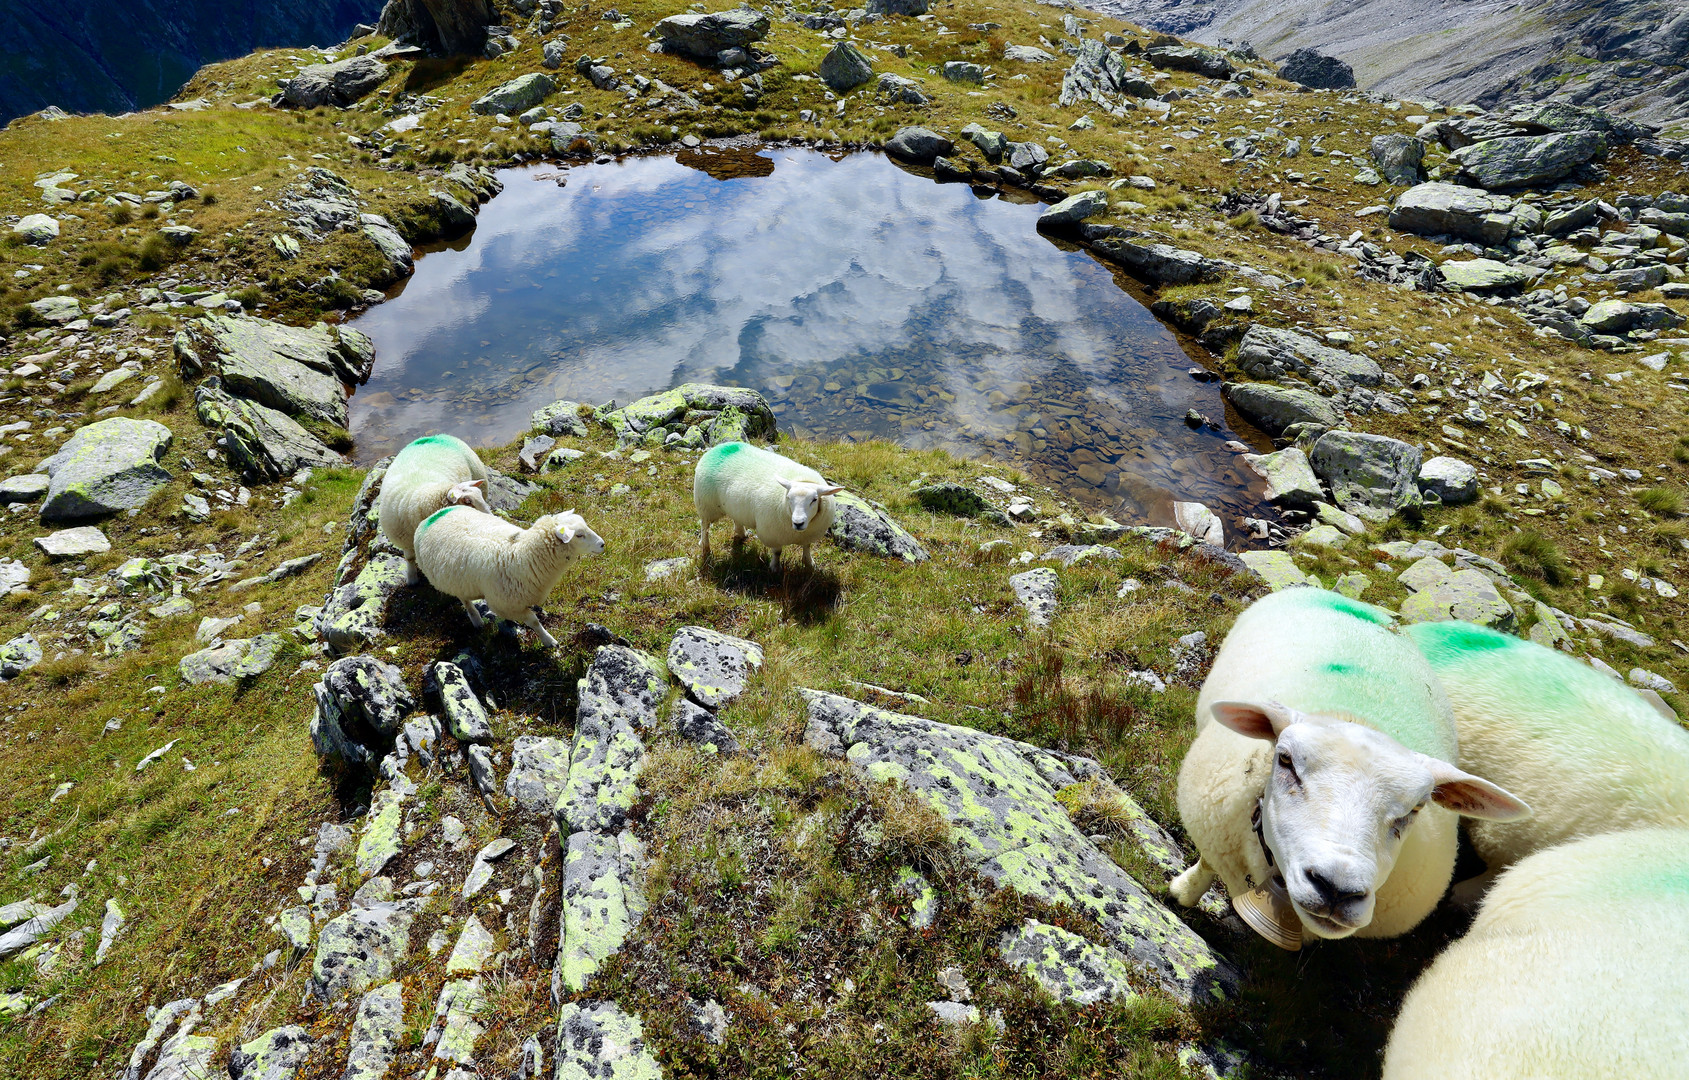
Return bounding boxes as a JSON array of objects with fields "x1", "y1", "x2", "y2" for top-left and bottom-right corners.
[
  {"x1": 38, "y1": 417, "x2": 173, "y2": 522},
  {"x1": 1437, "y1": 258, "x2": 1544, "y2": 293},
  {"x1": 1144, "y1": 45, "x2": 1233, "y2": 79},
  {"x1": 311, "y1": 655, "x2": 415, "y2": 769},
  {"x1": 192, "y1": 315, "x2": 371, "y2": 426},
  {"x1": 1243, "y1": 447, "x2": 1322, "y2": 508},
  {"x1": 883, "y1": 127, "x2": 952, "y2": 164},
  {"x1": 1502, "y1": 101, "x2": 1653, "y2": 145},
  {"x1": 281, "y1": 56, "x2": 389, "y2": 108},
  {"x1": 1059, "y1": 39, "x2": 1156, "y2": 108},
  {"x1": 1580, "y1": 300, "x2": 1685, "y2": 335},
  {"x1": 1221, "y1": 381, "x2": 1342, "y2": 434},
  {"x1": 1234, "y1": 325, "x2": 1381, "y2": 389},
  {"x1": 1038, "y1": 190, "x2": 1110, "y2": 229},
  {"x1": 1308, "y1": 430, "x2": 1422, "y2": 522},
  {"x1": 1417, "y1": 456, "x2": 1478, "y2": 505},
  {"x1": 819, "y1": 42, "x2": 874, "y2": 93},
  {"x1": 470, "y1": 73, "x2": 555, "y2": 116},
  {"x1": 1092, "y1": 238, "x2": 1228, "y2": 284},
  {"x1": 827, "y1": 492, "x2": 928, "y2": 561},
  {"x1": 13, "y1": 215, "x2": 58, "y2": 245},
  {"x1": 1369, "y1": 134, "x2": 1426, "y2": 185},
  {"x1": 1388, "y1": 183, "x2": 1516, "y2": 244},
  {"x1": 195, "y1": 383, "x2": 342, "y2": 483},
  {"x1": 1447, "y1": 131, "x2": 1607, "y2": 190},
  {"x1": 596, "y1": 384, "x2": 775, "y2": 449},
  {"x1": 376, "y1": 0, "x2": 496, "y2": 55},
  {"x1": 653, "y1": 9, "x2": 770, "y2": 59},
  {"x1": 1276, "y1": 48, "x2": 1354, "y2": 89}
]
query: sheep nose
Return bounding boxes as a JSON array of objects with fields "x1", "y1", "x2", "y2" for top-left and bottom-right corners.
[{"x1": 1303, "y1": 867, "x2": 1367, "y2": 913}]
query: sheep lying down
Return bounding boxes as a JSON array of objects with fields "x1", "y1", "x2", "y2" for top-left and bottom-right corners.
[
  {"x1": 378, "y1": 433, "x2": 492, "y2": 585},
  {"x1": 413, "y1": 505, "x2": 604, "y2": 647},
  {"x1": 1383, "y1": 827, "x2": 1689, "y2": 1080},
  {"x1": 1173, "y1": 588, "x2": 1529, "y2": 949},
  {"x1": 693, "y1": 441, "x2": 843, "y2": 570}
]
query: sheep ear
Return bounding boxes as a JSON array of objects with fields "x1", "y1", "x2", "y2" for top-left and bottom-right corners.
[
  {"x1": 1424, "y1": 759, "x2": 1532, "y2": 821},
  {"x1": 1209, "y1": 700, "x2": 1300, "y2": 741},
  {"x1": 556, "y1": 521, "x2": 577, "y2": 544},
  {"x1": 818, "y1": 485, "x2": 844, "y2": 496},
  {"x1": 775, "y1": 476, "x2": 795, "y2": 491},
  {"x1": 469, "y1": 479, "x2": 485, "y2": 489}
]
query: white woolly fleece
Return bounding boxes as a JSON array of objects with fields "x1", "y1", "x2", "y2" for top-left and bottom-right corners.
[
  {"x1": 413, "y1": 506, "x2": 602, "y2": 644},
  {"x1": 1383, "y1": 827, "x2": 1689, "y2": 1080},
  {"x1": 693, "y1": 442, "x2": 839, "y2": 567},
  {"x1": 378, "y1": 433, "x2": 491, "y2": 569}
]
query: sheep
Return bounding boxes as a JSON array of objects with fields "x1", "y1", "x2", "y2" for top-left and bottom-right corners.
[
  {"x1": 1170, "y1": 588, "x2": 1529, "y2": 948},
  {"x1": 1382, "y1": 826, "x2": 1689, "y2": 1080},
  {"x1": 412, "y1": 505, "x2": 604, "y2": 646},
  {"x1": 1404, "y1": 620, "x2": 1689, "y2": 874},
  {"x1": 693, "y1": 441, "x2": 843, "y2": 570},
  {"x1": 378, "y1": 433, "x2": 492, "y2": 585}
]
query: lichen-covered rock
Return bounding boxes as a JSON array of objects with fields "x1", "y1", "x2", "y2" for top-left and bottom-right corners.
[
  {"x1": 432, "y1": 661, "x2": 492, "y2": 743},
  {"x1": 1038, "y1": 189, "x2": 1110, "y2": 229},
  {"x1": 1448, "y1": 130, "x2": 1607, "y2": 189},
  {"x1": 999, "y1": 919, "x2": 1138, "y2": 1005},
  {"x1": 228, "y1": 1025, "x2": 313, "y2": 1080},
  {"x1": 344, "y1": 982, "x2": 404, "y2": 1080},
  {"x1": 597, "y1": 384, "x2": 776, "y2": 449},
  {"x1": 1059, "y1": 39, "x2": 1156, "y2": 108},
  {"x1": 1399, "y1": 569, "x2": 1518, "y2": 631},
  {"x1": 819, "y1": 41, "x2": 874, "y2": 93},
  {"x1": 1437, "y1": 258, "x2": 1544, "y2": 293},
  {"x1": 554, "y1": 830, "x2": 646, "y2": 997},
  {"x1": 194, "y1": 383, "x2": 341, "y2": 483},
  {"x1": 446, "y1": 914, "x2": 496, "y2": 974},
  {"x1": 471, "y1": 72, "x2": 556, "y2": 115},
  {"x1": 804, "y1": 692, "x2": 1236, "y2": 1004},
  {"x1": 667, "y1": 625, "x2": 763, "y2": 709},
  {"x1": 828, "y1": 491, "x2": 928, "y2": 561},
  {"x1": 1243, "y1": 447, "x2": 1322, "y2": 508},
  {"x1": 671, "y1": 697, "x2": 740, "y2": 755},
  {"x1": 281, "y1": 55, "x2": 389, "y2": 108},
  {"x1": 312, "y1": 655, "x2": 413, "y2": 768},
  {"x1": 310, "y1": 900, "x2": 416, "y2": 1001},
  {"x1": 1092, "y1": 238, "x2": 1229, "y2": 285},
  {"x1": 653, "y1": 8, "x2": 770, "y2": 59},
  {"x1": 1010, "y1": 567, "x2": 1059, "y2": 628},
  {"x1": 893, "y1": 866, "x2": 938, "y2": 929},
  {"x1": 316, "y1": 553, "x2": 408, "y2": 655},
  {"x1": 1388, "y1": 182, "x2": 1516, "y2": 245},
  {"x1": 143, "y1": 1030, "x2": 218, "y2": 1080},
  {"x1": 1369, "y1": 134, "x2": 1426, "y2": 185},
  {"x1": 555, "y1": 1001, "x2": 663, "y2": 1080},
  {"x1": 194, "y1": 314, "x2": 370, "y2": 422},
  {"x1": 505, "y1": 735, "x2": 573, "y2": 815},
  {"x1": 179, "y1": 638, "x2": 256, "y2": 684},
  {"x1": 356, "y1": 785, "x2": 408, "y2": 878},
  {"x1": 0, "y1": 634, "x2": 42, "y2": 680},
  {"x1": 1308, "y1": 430, "x2": 1423, "y2": 522},
  {"x1": 1418, "y1": 456, "x2": 1478, "y2": 505},
  {"x1": 1234, "y1": 325, "x2": 1382, "y2": 389},
  {"x1": 557, "y1": 646, "x2": 665, "y2": 833},
  {"x1": 38, "y1": 417, "x2": 173, "y2": 522},
  {"x1": 119, "y1": 996, "x2": 193, "y2": 1080},
  {"x1": 531, "y1": 399, "x2": 592, "y2": 437},
  {"x1": 431, "y1": 977, "x2": 487, "y2": 1065},
  {"x1": 463, "y1": 837, "x2": 516, "y2": 899}
]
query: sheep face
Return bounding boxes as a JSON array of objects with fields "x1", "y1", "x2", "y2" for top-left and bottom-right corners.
[
  {"x1": 448, "y1": 479, "x2": 491, "y2": 513},
  {"x1": 1212, "y1": 701, "x2": 1528, "y2": 940},
  {"x1": 775, "y1": 476, "x2": 843, "y2": 533},
  {"x1": 552, "y1": 511, "x2": 605, "y2": 556}
]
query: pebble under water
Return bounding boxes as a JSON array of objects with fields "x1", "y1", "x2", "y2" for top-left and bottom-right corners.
[{"x1": 349, "y1": 147, "x2": 1270, "y2": 533}]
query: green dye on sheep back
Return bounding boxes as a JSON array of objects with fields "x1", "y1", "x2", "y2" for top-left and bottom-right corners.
[
  {"x1": 418, "y1": 505, "x2": 462, "y2": 534},
  {"x1": 1404, "y1": 620, "x2": 1589, "y2": 714}
]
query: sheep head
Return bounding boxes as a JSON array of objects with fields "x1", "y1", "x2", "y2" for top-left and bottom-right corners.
[
  {"x1": 448, "y1": 478, "x2": 491, "y2": 513},
  {"x1": 774, "y1": 476, "x2": 844, "y2": 533},
  {"x1": 1210, "y1": 700, "x2": 1529, "y2": 940},
  {"x1": 548, "y1": 510, "x2": 605, "y2": 557}
]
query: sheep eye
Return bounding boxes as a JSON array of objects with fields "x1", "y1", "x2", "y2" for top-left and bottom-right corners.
[{"x1": 1276, "y1": 751, "x2": 1298, "y2": 783}]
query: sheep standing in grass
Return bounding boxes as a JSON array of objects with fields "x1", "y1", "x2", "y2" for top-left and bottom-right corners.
[
  {"x1": 412, "y1": 506, "x2": 604, "y2": 646},
  {"x1": 1382, "y1": 827, "x2": 1689, "y2": 1080},
  {"x1": 378, "y1": 433, "x2": 492, "y2": 584},
  {"x1": 1404, "y1": 620, "x2": 1689, "y2": 872},
  {"x1": 1172, "y1": 589, "x2": 1528, "y2": 948},
  {"x1": 693, "y1": 442, "x2": 843, "y2": 570}
]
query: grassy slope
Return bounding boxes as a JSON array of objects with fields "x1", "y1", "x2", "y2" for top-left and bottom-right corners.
[{"x1": 0, "y1": 0, "x2": 1683, "y2": 1077}]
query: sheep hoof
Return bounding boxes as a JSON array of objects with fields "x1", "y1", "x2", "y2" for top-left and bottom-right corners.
[
  {"x1": 1169, "y1": 859, "x2": 1216, "y2": 907},
  {"x1": 403, "y1": 560, "x2": 422, "y2": 586}
]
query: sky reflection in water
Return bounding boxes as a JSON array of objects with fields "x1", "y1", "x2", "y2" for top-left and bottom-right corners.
[{"x1": 350, "y1": 148, "x2": 1266, "y2": 527}]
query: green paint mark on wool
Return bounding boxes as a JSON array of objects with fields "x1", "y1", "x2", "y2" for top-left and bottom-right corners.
[
  {"x1": 698, "y1": 441, "x2": 745, "y2": 476},
  {"x1": 418, "y1": 506, "x2": 459, "y2": 534},
  {"x1": 409, "y1": 434, "x2": 452, "y2": 448},
  {"x1": 1413, "y1": 622, "x2": 1513, "y2": 661},
  {"x1": 1307, "y1": 589, "x2": 1393, "y2": 626}
]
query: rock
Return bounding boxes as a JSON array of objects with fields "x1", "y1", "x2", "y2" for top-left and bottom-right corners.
[
  {"x1": 1438, "y1": 258, "x2": 1543, "y2": 293},
  {"x1": 827, "y1": 491, "x2": 928, "y2": 561},
  {"x1": 1369, "y1": 134, "x2": 1426, "y2": 185},
  {"x1": 471, "y1": 72, "x2": 555, "y2": 115},
  {"x1": 672, "y1": 697, "x2": 739, "y2": 755},
  {"x1": 883, "y1": 126, "x2": 953, "y2": 164},
  {"x1": 1418, "y1": 456, "x2": 1478, "y2": 504},
  {"x1": 279, "y1": 907, "x2": 313, "y2": 953},
  {"x1": 927, "y1": 1002, "x2": 981, "y2": 1027},
  {"x1": 230, "y1": 633, "x2": 290, "y2": 680},
  {"x1": 1628, "y1": 667, "x2": 1677, "y2": 694},
  {"x1": 1043, "y1": 544, "x2": 1121, "y2": 567},
  {"x1": 195, "y1": 383, "x2": 341, "y2": 483},
  {"x1": 1388, "y1": 183, "x2": 1516, "y2": 245},
  {"x1": 361, "y1": 214, "x2": 413, "y2": 280},
  {"x1": 1276, "y1": 48, "x2": 1354, "y2": 89},
  {"x1": 1144, "y1": 44, "x2": 1233, "y2": 79},
  {"x1": 804, "y1": 692, "x2": 1234, "y2": 1004},
  {"x1": 1038, "y1": 189, "x2": 1110, "y2": 229},
  {"x1": 142, "y1": 1030, "x2": 218, "y2": 1080},
  {"x1": 960, "y1": 123, "x2": 1008, "y2": 163},
  {"x1": 819, "y1": 42, "x2": 874, "y2": 93},
  {"x1": 667, "y1": 626, "x2": 763, "y2": 709},
  {"x1": 643, "y1": 556, "x2": 689, "y2": 582},
  {"x1": 531, "y1": 399, "x2": 591, "y2": 438},
  {"x1": 431, "y1": 977, "x2": 487, "y2": 1065},
  {"x1": 312, "y1": 655, "x2": 414, "y2": 767},
  {"x1": 0, "y1": 897, "x2": 75, "y2": 960},
  {"x1": 1448, "y1": 131, "x2": 1607, "y2": 189},
  {"x1": 999, "y1": 919, "x2": 1137, "y2": 1005},
  {"x1": 875, "y1": 73, "x2": 929, "y2": 105},
  {"x1": 0, "y1": 559, "x2": 27, "y2": 595},
  {"x1": 356, "y1": 786, "x2": 407, "y2": 877},
  {"x1": 1243, "y1": 447, "x2": 1322, "y2": 508},
  {"x1": 37, "y1": 417, "x2": 172, "y2": 521},
  {"x1": 179, "y1": 638, "x2": 256, "y2": 684},
  {"x1": 1399, "y1": 569, "x2": 1516, "y2": 631},
  {"x1": 1580, "y1": 300, "x2": 1685, "y2": 335},
  {"x1": 315, "y1": 553, "x2": 409, "y2": 654},
  {"x1": 1235, "y1": 325, "x2": 1381, "y2": 389},
  {"x1": 653, "y1": 9, "x2": 770, "y2": 60},
  {"x1": 557, "y1": 646, "x2": 664, "y2": 833},
  {"x1": 942, "y1": 61, "x2": 985, "y2": 83},
  {"x1": 376, "y1": 0, "x2": 495, "y2": 55},
  {"x1": 1308, "y1": 431, "x2": 1423, "y2": 522},
  {"x1": 1004, "y1": 44, "x2": 1055, "y2": 63},
  {"x1": 1222, "y1": 382, "x2": 1341, "y2": 435},
  {"x1": 554, "y1": 1001, "x2": 662, "y2": 1079},
  {"x1": 505, "y1": 735, "x2": 573, "y2": 815},
  {"x1": 1010, "y1": 567, "x2": 1059, "y2": 628},
  {"x1": 913, "y1": 481, "x2": 991, "y2": 517},
  {"x1": 229, "y1": 552, "x2": 324, "y2": 592},
  {"x1": 446, "y1": 914, "x2": 496, "y2": 975},
  {"x1": 597, "y1": 384, "x2": 775, "y2": 449},
  {"x1": 462, "y1": 837, "x2": 516, "y2": 900},
  {"x1": 27, "y1": 296, "x2": 80, "y2": 324},
  {"x1": 343, "y1": 983, "x2": 404, "y2": 1080},
  {"x1": 34, "y1": 526, "x2": 110, "y2": 559},
  {"x1": 193, "y1": 316, "x2": 356, "y2": 426},
  {"x1": 1059, "y1": 39, "x2": 1156, "y2": 108},
  {"x1": 228, "y1": 1026, "x2": 313, "y2": 1080},
  {"x1": 866, "y1": 0, "x2": 928, "y2": 14},
  {"x1": 1091, "y1": 238, "x2": 1228, "y2": 284},
  {"x1": 555, "y1": 830, "x2": 646, "y2": 995},
  {"x1": 281, "y1": 56, "x2": 389, "y2": 108},
  {"x1": 1008, "y1": 141, "x2": 1050, "y2": 172},
  {"x1": 0, "y1": 474, "x2": 48, "y2": 502},
  {"x1": 432, "y1": 661, "x2": 492, "y2": 743},
  {"x1": 1172, "y1": 501, "x2": 1224, "y2": 545},
  {"x1": 0, "y1": 635, "x2": 42, "y2": 680},
  {"x1": 12, "y1": 215, "x2": 58, "y2": 244},
  {"x1": 893, "y1": 867, "x2": 938, "y2": 929}
]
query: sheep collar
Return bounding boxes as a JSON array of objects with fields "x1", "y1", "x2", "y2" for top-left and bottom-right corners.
[{"x1": 1235, "y1": 798, "x2": 1304, "y2": 951}]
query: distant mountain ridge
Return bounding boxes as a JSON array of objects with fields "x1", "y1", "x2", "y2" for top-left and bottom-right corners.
[
  {"x1": 0, "y1": 0, "x2": 385, "y2": 126},
  {"x1": 1094, "y1": 0, "x2": 1689, "y2": 127}
]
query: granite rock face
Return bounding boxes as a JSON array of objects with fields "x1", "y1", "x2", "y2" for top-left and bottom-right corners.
[
  {"x1": 1448, "y1": 130, "x2": 1607, "y2": 189},
  {"x1": 667, "y1": 626, "x2": 763, "y2": 709},
  {"x1": 827, "y1": 491, "x2": 929, "y2": 561},
  {"x1": 1222, "y1": 381, "x2": 1342, "y2": 435}
]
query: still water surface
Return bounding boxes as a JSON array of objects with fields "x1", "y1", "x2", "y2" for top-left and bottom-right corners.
[{"x1": 349, "y1": 147, "x2": 1266, "y2": 529}]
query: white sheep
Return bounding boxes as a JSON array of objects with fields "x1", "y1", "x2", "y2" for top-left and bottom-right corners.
[
  {"x1": 1171, "y1": 588, "x2": 1528, "y2": 948},
  {"x1": 1404, "y1": 620, "x2": 1689, "y2": 873},
  {"x1": 693, "y1": 442, "x2": 843, "y2": 570},
  {"x1": 412, "y1": 505, "x2": 604, "y2": 646},
  {"x1": 378, "y1": 433, "x2": 492, "y2": 585},
  {"x1": 1382, "y1": 826, "x2": 1689, "y2": 1080}
]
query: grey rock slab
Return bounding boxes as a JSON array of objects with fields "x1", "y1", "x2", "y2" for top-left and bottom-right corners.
[
  {"x1": 1308, "y1": 430, "x2": 1423, "y2": 522},
  {"x1": 432, "y1": 977, "x2": 487, "y2": 1065},
  {"x1": 33, "y1": 526, "x2": 110, "y2": 559},
  {"x1": 1388, "y1": 183, "x2": 1516, "y2": 245},
  {"x1": 668, "y1": 625, "x2": 763, "y2": 709},
  {"x1": 309, "y1": 900, "x2": 415, "y2": 1002},
  {"x1": 819, "y1": 42, "x2": 874, "y2": 93},
  {"x1": 355, "y1": 785, "x2": 408, "y2": 878},
  {"x1": 28, "y1": 296, "x2": 80, "y2": 324},
  {"x1": 229, "y1": 552, "x2": 324, "y2": 592},
  {"x1": 143, "y1": 1031, "x2": 218, "y2": 1080},
  {"x1": 643, "y1": 556, "x2": 689, "y2": 582},
  {"x1": 466, "y1": 743, "x2": 497, "y2": 798},
  {"x1": 1243, "y1": 447, "x2": 1322, "y2": 508},
  {"x1": 1398, "y1": 554, "x2": 1453, "y2": 593},
  {"x1": 446, "y1": 914, "x2": 496, "y2": 974},
  {"x1": 554, "y1": 1001, "x2": 663, "y2": 1080},
  {"x1": 1438, "y1": 258, "x2": 1544, "y2": 293},
  {"x1": 1060, "y1": 39, "x2": 1156, "y2": 108},
  {"x1": 0, "y1": 474, "x2": 49, "y2": 502},
  {"x1": 1039, "y1": 189, "x2": 1110, "y2": 229},
  {"x1": 1092, "y1": 237, "x2": 1228, "y2": 285},
  {"x1": 671, "y1": 696, "x2": 740, "y2": 755},
  {"x1": 505, "y1": 735, "x2": 573, "y2": 815},
  {"x1": 883, "y1": 126, "x2": 953, "y2": 164},
  {"x1": 557, "y1": 647, "x2": 664, "y2": 833},
  {"x1": 38, "y1": 417, "x2": 172, "y2": 521},
  {"x1": 1042, "y1": 544, "x2": 1121, "y2": 567},
  {"x1": 1580, "y1": 300, "x2": 1684, "y2": 335},
  {"x1": 555, "y1": 829, "x2": 645, "y2": 996},
  {"x1": 343, "y1": 982, "x2": 404, "y2": 1080},
  {"x1": 1418, "y1": 456, "x2": 1478, "y2": 504},
  {"x1": 0, "y1": 897, "x2": 75, "y2": 960},
  {"x1": 1224, "y1": 382, "x2": 1341, "y2": 436},
  {"x1": 120, "y1": 997, "x2": 194, "y2": 1080},
  {"x1": 654, "y1": 9, "x2": 770, "y2": 59},
  {"x1": 597, "y1": 383, "x2": 774, "y2": 449},
  {"x1": 471, "y1": 72, "x2": 555, "y2": 115},
  {"x1": 360, "y1": 213, "x2": 413, "y2": 279},
  {"x1": 1010, "y1": 567, "x2": 1060, "y2": 628},
  {"x1": 315, "y1": 552, "x2": 408, "y2": 655},
  {"x1": 0, "y1": 558, "x2": 30, "y2": 594},
  {"x1": 1369, "y1": 133, "x2": 1426, "y2": 185},
  {"x1": 317, "y1": 654, "x2": 413, "y2": 740},
  {"x1": 1145, "y1": 44, "x2": 1234, "y2": 79},
  {"x1": 1234, "y1": 325, "x2": 1381, "y2": 388},
  {"x1": 278, "y1": 906, "x2": 312, "y2": 953},
  {"x1": 179, "y1": 638, "x2": 255, "y2": 685},
  {"x1": 1449, "y1": 130, "x2": 1607, "y2": 189},
  {"x1": 827, "y1": 491, "x2": 928, "y2": 561},
  {"x1": 0, "y1": 634, "x2": 42, "y2": 680},
  {"x1": 94, "y1": 898, "x2": 124, "y2": 964},
  {"x1": 532, "y1": 399, "x2": 591, "y2": 437},
  {"x1": 1399, "y1": 568, "x2": 1517, "y2": 631},
  {"x1": 1004, "y1": 44, "x2": 1055, "y2": 63},
  {"x1": 463, "y1": 837, "x2": 516, "y2": 899},
  {"x1": 432, "y1": 661, "x2": 492, "y2": 743},
  {"x1": 197, "y1": 315, "x2": 355, "y2": 425},
  {"x1": 804, "y1": 692, "x2": 1233, "y2": 1004},
  {"x1": 281, "y1": 55, "x2": 389, "y2": 108},
  {"x1": 194, "y1": 383, "x2": 341, "y2": 484},
  {"x1": 999, "y1": 919, "x2": 1137, "y2": 1005},
  {"x1": 13, "y1": 214, "x2": 59, "y2": 244},
  {"x1": 228, "y1": 1025, "x2": 313, "y2": 1080}
]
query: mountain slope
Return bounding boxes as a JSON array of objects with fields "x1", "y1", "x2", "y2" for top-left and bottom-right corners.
[
  {"x1": 1097, "y1": 0, "x2": 1689, "y2": 126},
  {"x1": 0, "y1": 0, "x2": 385, "y2": 125}
]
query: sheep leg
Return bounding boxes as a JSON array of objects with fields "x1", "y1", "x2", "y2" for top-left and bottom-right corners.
[
  {"x1": 461, "y1": 599, "x2": 484, "y2": 629},
  {"x1": 768, "y1": 546, "x2": 782, "y2": 572},
  {"x1": 402, "y1": 552, "x2": 422, "y2": 586},
  {"x1": 522, "y1": 608, "x2": 559, "y2": 648},
  {"x1": 802, "y1": 544, "x2": 815, "y2": 569},
  {"x1": 1169, "y1": 857, "x2": 1216, "y2": 907},
  {"x1": 698, "y1": 517, "x2": 712, "y2": 562}
]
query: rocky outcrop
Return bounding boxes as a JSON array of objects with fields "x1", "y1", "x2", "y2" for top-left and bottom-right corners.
[
  {"x1": 38, "y1": 417, "x2": 173, "y2": 522},
  {"x1": 1059, "y1": 39, "x2": 1157, "y2": 109},
  {"x1": 195, "y1": 383, "x2": 342, "y2": 483},
  {"x1": 188, "y1": 314, "x2": 374, "y2": 428},
  {"x1": 376, "y1": 0, "x2": 495, "y2": 55},
  {"x1": 1388, "y1": 183, "x2": 1517, "y2": 245},
  {"x1": 1447, "y1": 131, "x2": 1607, "y2": 190},
  {"x1": 1276, "y1": 48, "x2": 1354, "y2": 89},
  {"x1": 596, "y1": 383, "x2": 776, "y2": 450},
  {"x1": 279, "y1": 55, "x2": 388, "y2": 108},
  {"x1": 653, "y1": 9, "x2": 770, "y2": 61}
]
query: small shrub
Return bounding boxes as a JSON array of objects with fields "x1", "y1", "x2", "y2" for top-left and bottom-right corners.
[
  {"x1": 1503, "y1": 530, "x2": 1569, "y2": 586},
  {"x1": 201, "y1": 191, "x2": 218, "y2": 205},
  {"x1": 1226, "y1": 209, "x2": 1258, "y2": 229},
  {"x1": 109, "y1": 205, "x2": 133, "y2": 225},
  {"x1": 139, "y1": 204, "x2": 160, "y2": 221},
  {"x1": 136, "y1": 234, "x2": 173, "y2": 271},
  {"x1": 1637, "y1": 487, "x2": 1683, "y2": 515}
]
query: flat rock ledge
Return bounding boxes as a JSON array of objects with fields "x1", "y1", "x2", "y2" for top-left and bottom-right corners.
[{"x1": 802, "y1": 691, "x2": 1236, "y2": 1005}]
